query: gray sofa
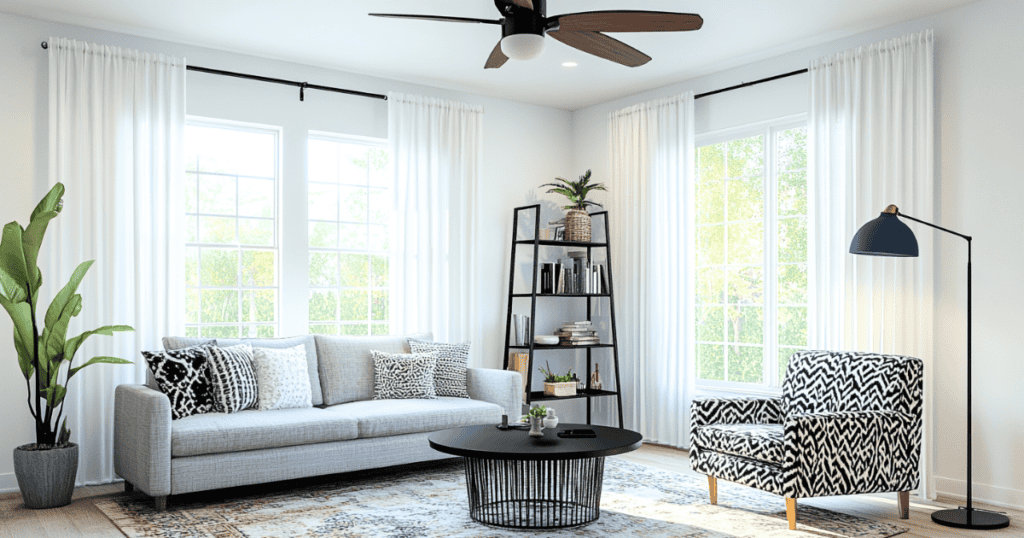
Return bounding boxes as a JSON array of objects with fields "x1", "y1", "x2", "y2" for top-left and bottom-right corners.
[{"x1": 113, "y1": 333, "x2": 521, "y2": 510}]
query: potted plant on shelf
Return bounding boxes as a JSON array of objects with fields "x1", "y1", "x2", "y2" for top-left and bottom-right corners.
[
  {"x1": 539, "y1": 169, "x2": 606, "y2": 242},
  {"x1": 540, "y1": 361, "x2": 576, "y2": 397},
  {"x1": 0, "y1": 183, "x2": 134, "y2": 509}
]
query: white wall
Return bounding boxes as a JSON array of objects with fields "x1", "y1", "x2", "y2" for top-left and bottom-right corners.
[
  {"x1": 570, "y1": 0, "x2": 1024, "y2": 509},
  {"x1": 0, "y1": 10, "x2": 572, "y2": 490}
]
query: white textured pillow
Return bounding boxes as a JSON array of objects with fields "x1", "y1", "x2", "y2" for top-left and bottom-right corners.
[{"x1": 251, "y1": 345, "x2": 313, "y2": 411}]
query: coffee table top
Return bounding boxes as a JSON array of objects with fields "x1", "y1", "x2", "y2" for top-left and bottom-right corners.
[{"x1": 429, "y1": 423, "x2": 642, "y2": 461}]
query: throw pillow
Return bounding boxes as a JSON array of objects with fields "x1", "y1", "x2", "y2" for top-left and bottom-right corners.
[
  {"x1": 371, "y1": 350, "x2": 438, "y2": 400},
  {"x1": 409, "y1": 339, "x2": 471, "y2": 398},
  {"x1": 251, "y1": 345, "x2": 313, "y2": 411},
  {"x1": 142, "y1": 346, "x2": 215, "y2": 420},
  {"x1": 206, "y1": 344, "x2": 258, "y2": 413}
]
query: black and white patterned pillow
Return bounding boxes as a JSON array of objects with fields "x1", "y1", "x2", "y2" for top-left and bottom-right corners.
[
  {"x1": 371, "y1": 350, "x2": 438, "y2": 400},
  {"x1": 409, "y1": 339, "x2": 470, "y2": 398},
  {"x1": 206, "y1": 344, "x2": 258, "y2": 413},
  {"x1": 142, "y1": 346, "x2": 215, "y2": 420}
]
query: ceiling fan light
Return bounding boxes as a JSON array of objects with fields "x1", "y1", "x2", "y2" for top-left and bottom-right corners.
[{"x1": 500, "y1": 34, "x2": 546, "y2": 61}]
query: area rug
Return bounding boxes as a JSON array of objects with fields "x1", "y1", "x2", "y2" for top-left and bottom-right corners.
[{"x1": 96, "y1": 458, "x2": 908, "y2": 538}]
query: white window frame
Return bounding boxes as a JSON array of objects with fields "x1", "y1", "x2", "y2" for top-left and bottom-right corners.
[
  {"x1": 184, "y1": 116, "x2": 283, "y2": 338},
  {"x1": 694, "y1": 114, "x2": 808, "y2": 394},
  {"x1": 306, "y1": 131, "x2": 391, "y2": 336}
]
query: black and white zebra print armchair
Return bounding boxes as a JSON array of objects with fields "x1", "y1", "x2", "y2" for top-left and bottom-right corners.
[{"x1": 690, "y1": 350, "x2": 923, "y2": 530}]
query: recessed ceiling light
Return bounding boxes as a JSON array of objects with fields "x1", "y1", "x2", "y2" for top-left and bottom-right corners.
[{"x1": 562, "y1": 61, "x2": 578, "y2": 67}]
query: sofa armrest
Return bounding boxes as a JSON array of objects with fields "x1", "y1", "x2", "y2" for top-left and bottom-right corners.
[
  {"x1": 783, "y1": 410, "x2": 919, "y2": 498},
  {"x1": 113, "y1": 384, "x2": 172, "y2": 497},
  {"x1": 466, "y1": 368, "x2": 522, "y2": 417}
]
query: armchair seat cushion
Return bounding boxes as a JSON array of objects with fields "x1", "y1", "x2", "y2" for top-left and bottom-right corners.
[{"x1": 693, "y1": 423, "x2": 784, "y2": 465}]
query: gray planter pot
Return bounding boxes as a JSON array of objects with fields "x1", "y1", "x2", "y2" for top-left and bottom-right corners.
[{"x1": 13, "y1": 443, "x2": 78, "y2": 509}]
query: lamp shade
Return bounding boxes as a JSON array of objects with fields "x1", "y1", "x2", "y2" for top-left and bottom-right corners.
[
  {"x1": 500, "y1": 34, "x2": 545, "y2": 61},
  {"x1": 849, "y1": 208, "x2": 919, "y2": 257}
]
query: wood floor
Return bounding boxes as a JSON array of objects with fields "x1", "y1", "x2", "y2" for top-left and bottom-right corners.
[{"x1": 1, "y1": 444, "x2": 1020, "y2": 537}]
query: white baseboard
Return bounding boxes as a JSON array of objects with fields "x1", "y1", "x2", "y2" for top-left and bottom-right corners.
[
  {"x1": 0, "y1": 472, "x2": 18, "y2": 494},
  {"x1": 936, "y1": 475, "x2": 1024, "y2": 511}
]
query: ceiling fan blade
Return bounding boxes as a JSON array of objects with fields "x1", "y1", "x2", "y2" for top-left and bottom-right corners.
[
  {"x1": 548, "y1": 30, "x2": 651, "y2": 67},
  {"x1": 553, "y1": 11, "x2": 703, "y2": 32},
  {"x1": 485, "y1": 40, "x2": 509, "y2": 69},
  {"x1": 511, "y1": 0, "x2": 534, "y2": 9},
  {"x1": 369, "y1": 13, "x2": 502, "y2": 25}
]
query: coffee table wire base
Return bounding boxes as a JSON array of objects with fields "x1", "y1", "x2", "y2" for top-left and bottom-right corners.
[{"x1": 464, "y1": 456, "x2": 605, "y2": 529}]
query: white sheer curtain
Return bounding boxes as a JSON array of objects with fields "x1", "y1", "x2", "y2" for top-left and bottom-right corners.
[
  {"x1": 809, "y1": 29, "x2": 935, "y2": 499},
  {"x1": 46, "y1": 37, "x2": 185, "y2": 485},
  {"x1": 387, "y1": 93, "x2": 484, "y2": 363},
  {"x1": 608, "y1": 92, "x2": 696, "y2": 447}
]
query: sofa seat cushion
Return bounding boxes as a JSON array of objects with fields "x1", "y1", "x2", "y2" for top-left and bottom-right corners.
[
  {"x1": 323, "y1": 397, "x2": 503, "y2": 439},
  {"x1": 693, "y1": 423, "x2": 784, "y2": 465},
  {"x1": 171, "y1": 408, "x2": 358, "y2": 457}
]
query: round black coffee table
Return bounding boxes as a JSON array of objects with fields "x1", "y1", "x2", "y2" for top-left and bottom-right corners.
[{"x1": 429, "y1": 423, "x2": 642, "y2": 529}]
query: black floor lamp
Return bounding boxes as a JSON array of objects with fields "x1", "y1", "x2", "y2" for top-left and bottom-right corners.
[{"x1": 849, "y1": 204, "x2": 1009, "y2": 531}]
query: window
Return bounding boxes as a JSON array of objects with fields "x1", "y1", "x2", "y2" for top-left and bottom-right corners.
[
  {"x1": 695, "y1": 121, "x2": 808, "y2": 389},
  {"x1": 184, "y1": 120, "x2": 280, "y2": 338},
  {"x1": 306, "y1": 135, "x2": 391, "y2": 336}
]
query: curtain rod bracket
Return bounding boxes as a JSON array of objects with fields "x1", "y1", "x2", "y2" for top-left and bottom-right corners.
[
  {"x1": 41, "y1": 41, "x2": 48, "y2": 49},
  {"x1": 300, "y1": 82, "x2": 308, "y2": 102}
]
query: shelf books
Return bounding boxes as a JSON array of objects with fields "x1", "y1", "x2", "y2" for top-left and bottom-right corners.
[
  {"x1": 541, "y1": 254, "x2": 608, "y2": 295},
  {"x1": 556, "y1": 321, "x2": 599, "y2": 346},
  {"x1": 508, "y1": 353, "x2": 530, "y2": 400}
]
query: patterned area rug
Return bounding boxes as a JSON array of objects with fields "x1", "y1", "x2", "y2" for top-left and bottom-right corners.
[{"x1": 97, "y1": 458, "x2": 908, "y2": 538}]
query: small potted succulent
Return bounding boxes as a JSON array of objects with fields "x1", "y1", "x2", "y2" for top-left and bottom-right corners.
[
  {"x1": 1, "y1": 183, "x2": 134, "y2": 508},
  {"x1": 539, "y1": 170, "x2": 606, "y2": 242},
  {"x1": 522, "y1": 405, "x2": 549, "y2": 437},
  {"x1": 540, "y1": 361, "x2": 576, "y2": 397}
]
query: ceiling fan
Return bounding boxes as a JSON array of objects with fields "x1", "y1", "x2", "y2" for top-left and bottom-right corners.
[{"x1": 369, "y1": 0, "x2": 703, "y2": 68}]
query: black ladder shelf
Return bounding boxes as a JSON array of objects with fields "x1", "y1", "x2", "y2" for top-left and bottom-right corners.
[{"x1": 501, "y1": 204, "x2": 624, "y2": 428}]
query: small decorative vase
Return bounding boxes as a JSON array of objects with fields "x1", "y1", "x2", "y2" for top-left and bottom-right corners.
[
  {"x1": 563, "y1": 209, "x2": 592, "y2": 242},
  {"x1": 529, "y1": 416, "x2": 545, "y2": 437},
  {"x1": 13, "y1": 443, "x2": 78, "y2": 509},
  {"x1": 543, "y1": 409, "x2": 559, "y2": 429}
]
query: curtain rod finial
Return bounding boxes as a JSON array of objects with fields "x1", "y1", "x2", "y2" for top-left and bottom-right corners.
[{"x1": 41, "y1": 41, "x2": 48, "y2": 49}]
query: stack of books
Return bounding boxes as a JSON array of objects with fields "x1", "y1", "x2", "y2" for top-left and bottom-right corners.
[
  {"x1": 508, "y1": 353, "x2": 530, "y2": 400},
  {"x1": 556, "y1": 321, "x2": 599, "y2": 346}
]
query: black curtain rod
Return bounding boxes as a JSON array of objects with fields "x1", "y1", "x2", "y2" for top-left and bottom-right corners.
[
  {"x1": 41, "y1": 41, "x2": 386, "y2": 102},
  {"x1": 694, "y1": 68, "x2": 808, "y2": 100}
]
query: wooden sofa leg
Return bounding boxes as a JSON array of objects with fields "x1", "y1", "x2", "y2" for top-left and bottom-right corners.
[
  {"x1": 124, "y1": 481, "x2": 134, "y2": 492},
  {"x1": 154, "y1": 496, "x2": 167, "y2": 512},
  {"x1": 785, "y1": 498, "x2": 797, "y2": 530},
  {"x1": 898, "y1": 491, "x2": 909, "y2": 519},
  {"x1": 707, "y1": 475, "x2": 717, "y2": 505}
]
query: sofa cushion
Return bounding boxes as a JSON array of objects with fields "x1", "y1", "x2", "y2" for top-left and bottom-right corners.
[
  {"x1": 323, "y1": 397, "x2": 503, "y2": 439},
  {"x1": 409, "y1": 339, "x2": 471, "y2": 398},
  {"x1": 315, "y1": 333, "x2": 431, "y2": 405},
  {"x1": 170, "y1": 407, "x2": 359, "y2": 457},
  {"x1": 216, "y1": 335, "x2": 323, "y2": 406},
  {"x1": 252, "y1": 345, "x2": 313, "y2": 411},
  {"x1": 206, "y1": 344, "x2": 258, "y2": 413},
  {"x1": 157, "y1": 337, "x2": 215, "y2": 390},
  {"x1": 693, "y1": 423, "x2": 784, "y2": 465},
  {"x1": 372, "y1": 350, "x2": 437, "y2": 400},
  {"x1": 142, "y1": 346, "x2": 216, "y2": 420}
]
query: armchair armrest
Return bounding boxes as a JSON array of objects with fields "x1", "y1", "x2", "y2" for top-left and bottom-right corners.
[
  {"x1": 783, "y1": 410, "x2": 919, "y2": 498},
  {"x1": 691, "y1": 397, "x2": 783, "y2": 442},
  {"x1": 113, "y1": 384, "x2": 172, "y2": 497},
  {"x1": 466, "y1": 367, "x2": 522, "y2": 417}
]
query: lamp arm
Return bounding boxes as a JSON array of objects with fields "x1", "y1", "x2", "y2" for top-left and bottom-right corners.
[{"x1": 897, "y1": 211, "x2": 972, "y2": 242}]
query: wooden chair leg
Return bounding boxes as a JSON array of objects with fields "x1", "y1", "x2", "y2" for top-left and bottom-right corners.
[
  {"x1": 898, "y1": 491, "x2": 909, "y2": 519},
  {"x1": 154, "y1": 495, "x2": 167, "y2": 512},
  {"x1": 707, "y1": 475, "x2": 717, "y2": 505},
  {"x1": 124, "y1": 481, "x2": 134, "y2": 492},
  {"x1": 785, "y1": 498, "x2": 797, "y2": 530}
]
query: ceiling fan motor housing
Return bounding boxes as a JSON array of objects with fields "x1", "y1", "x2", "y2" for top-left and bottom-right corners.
[{"x1": 499, "y1": 0, "x2": 547, "y2": 38}]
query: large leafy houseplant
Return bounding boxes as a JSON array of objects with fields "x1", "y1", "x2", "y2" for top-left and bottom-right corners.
[
  {"x1": 0, "y1": 183, "x2": 133, "y2": 449},
  {"x1": 539, "y1": 170, "x2": 607, "y2": 242}
]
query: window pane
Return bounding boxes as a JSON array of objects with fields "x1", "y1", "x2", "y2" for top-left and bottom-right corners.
[
  {"x1": 777, "y1": 171, "x2": 807, "y2": 217},
  {"x1": 697, "y1": 344, "x2": 725, "y2": 381},
  {"x1": 241, "y1": 290, "x2": 275, "y2": 323},
  {"x1": 727, "y1": 266, "x2": 763, "y2": 305},
  {"x1": 202, "y1": 290, "x2": 239, "y2": 323},
  {"x1": 202, "y1": 325, "x2": 239, "y2": 338},
  {"x1": 309, "y1": 222, "x2": 338, "y2": 248},
  {"x1": 309, "y1": 324, "x2": 338, "y2": 335},
  {"x1": 310, "y1": 252, "x2": 339, "y2": 287},
  {"x1": 240, "y1": 250, "x2": 275, "y2": 287},
  {"x1": 308, "y1": 139, "x2": 339, "y2": 183},
  {"x1": 339, "y1": 254, "x2": 369, "y2": 287},
  {"x1": 698, "y1": 143, "x2": 725, "y2": 183},
  {"x1": 309, "y1": 184, "x2": 339, "y2": 221},
  {"x1": 727, "y1": 177, "x2": 763, "y2": 220},
  {"x1": 339, "y1": 187, "x2": 368, "y2": 223},
  {"x1": 309, "y1": 291, "x2": 338, "y2": 322},
  {"x1": 185, "y1": 247, "x2": 199, "y2": 287},
  {"x1": 728, "y1": 345, "x2": 763, "y2": 384},
  {"x1": 371, "y1": 291, "x2": 388, "y2": 321},
  {"x1": 726, "y1": 306, "x2": 763, "y2": 344},
  {"x1": 199, "y1": 216, "x2": 236, "y2": 244},
  {"x1": 778, "y1": 217, "x2": 807, "y2": 263},
  {"x1": 186, "y1": 216, "x2": 198, "y2": 243},
  {"x1": 340, "y1": 324, "x2": 369, "y2": 336},
  {"x1": 370, "y1": 255, "x2": 389, "y2": 288},
  {"x1": 367, "y1": 149, "x2": 390, "y2": 188},
  {"x1": 696, "y1": 267, "x2": 724, "y2": 304},
  {"x1": 727, "y1": 222, "x2": 763, "y2": 265},
  {"x1": 238, "y1": 178, "x2": 274, "y2": 218},
  {"x1": 340, "y1": 223, "x2": 368, "y2": 250},
  {"x1": 201, "y1": 249, "x2": 238, "y2": 287},
  {"x1": 339, "y1": 290, "x2": 368, "y2": 321},
  {"x1": 697, "y1": 178, "x2": 724, "y2": 224},
  {"x1": 778, "y1": 347, "x2": 800, "y2": 384},
  {"x1": 778, "y1": 307, "x2": 808, "y2": 347},
  {"x1": 338, "y1": 145, "x2": 370, "y2": 184},
  {"x1": 185, "y1": 175, "x2": 197, "y2": 213},
  {"x1": 185, "y1": 326, "x2": 199, "y2": 337},
  {"x1": 369, "y1": 225, "x2": 389, "y2": 251},
  {"x1": 239, "y1": 219, "x2": 273, "y2": 246},
  {"x1": 185, "y1": 290, "x2": 199, "y2": 324},
  {"x1": 777, "y1": 263, "x2": 808, "y2": 305},
  {"x1": 198, "y1": 175, "x2": 236, "y2": 216},
  {"x1": 368, "y1": 188, "x2": 390, "y2": 224},
  {"x1": 697, "y1": 226, "x2": 724, "y2": 266},
  {"x1": 777, "y1": 128, "x2": 807, "y2": 171},
  {"x1": 696, "y1": 306, "x2": 724, "y2": 341},
  {"x1": 371, "y1": 323, "x2": 389, "y2": 336},
  {"x1": 727, "y1": 135, "x2": 763, "y2": 178}
]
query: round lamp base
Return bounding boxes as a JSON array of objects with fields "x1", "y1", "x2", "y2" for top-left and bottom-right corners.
[{"x1": 931, "y1": 508, "x2": 1010, "y2": 530}]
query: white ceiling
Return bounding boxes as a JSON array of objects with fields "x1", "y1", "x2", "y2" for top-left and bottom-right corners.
[{"x1": 1, "y1": 0, "x2": 974, "y2": 110}]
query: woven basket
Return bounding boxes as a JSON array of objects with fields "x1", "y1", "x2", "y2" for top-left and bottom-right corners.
[
  {"x1": 543, "y1": 382, "x2": 577, "y2": 397},
  {"x1": 564, "y1": 209, "x2": 592, "y2": 242}
]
